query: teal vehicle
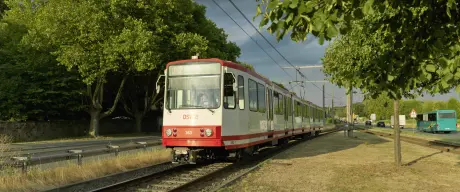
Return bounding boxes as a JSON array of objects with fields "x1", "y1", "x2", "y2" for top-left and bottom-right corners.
[{"x1": 416, "y1": 110, "x2": 457, "y2": 133}]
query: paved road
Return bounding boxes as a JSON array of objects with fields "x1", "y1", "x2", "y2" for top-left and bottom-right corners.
[{"x1": 2, "y1": 134, "x2": 163, "y2": 157}]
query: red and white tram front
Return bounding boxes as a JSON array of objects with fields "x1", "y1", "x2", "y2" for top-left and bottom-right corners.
[{"x1": 160, "y1": 59, "x2": 230, "y2": 163}]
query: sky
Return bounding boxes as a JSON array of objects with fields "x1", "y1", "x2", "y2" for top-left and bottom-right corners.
[{"x1": 194, "y1": 0, "x2": 460, "y2": 107}]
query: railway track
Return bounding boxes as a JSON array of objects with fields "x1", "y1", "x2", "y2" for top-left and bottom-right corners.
[
  {"x1": 96, "y1": 162, "x2": 233, "y2": 192},
  {"x1": 49, "y1": 126, "x2": 342, "y2": 192},
  {"x1": 358, "y1": 129, "x2": 460, "y2": 155}
]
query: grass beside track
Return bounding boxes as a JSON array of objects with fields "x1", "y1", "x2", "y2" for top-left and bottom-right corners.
[
  {"x1": 0, "y1": 148, "x2": 171, "y2": 192},
  {"x1": 368, "y1": 127, "x2": 460, "y2": 145},
  {"x1": 223, "y1": 131, "x2": 460, "y2": 192}
]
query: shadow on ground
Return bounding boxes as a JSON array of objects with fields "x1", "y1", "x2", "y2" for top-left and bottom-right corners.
[
  {"x1": 272, "y1": 132, "x2": 390, "y2": 160},
  {"x1": 404, "y1": 151, "x2": 444, "y2": 166}
]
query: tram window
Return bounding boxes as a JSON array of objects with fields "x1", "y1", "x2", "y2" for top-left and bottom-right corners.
[
  {"x1": 416, "y1": 114, "x2": 423, "y2": 121},
  {"x1": 248, "y1": 79, "x2": 258, "y2": 111},
  {"x1": 294, "y1": 102, "x2": 298, "y2": 116},
  {"x1": 279, "y1": 94, "x2": 284, "y2": 115},
  {"x1": 301, "y1": 104, "x2": 305, "y2": 118},
  {"x1": 428, "y1": 113, "x2": 437, "y2": 121},
  {"x1": 306, "y1": 105, "x2": 309, "y2": 118},
  {"x1": 296, "y1": 102, "x2": 301, "y2": 116},
  {"x1": 258, "y1": 83, "x2": 266, "y2": 113},
  {"x1": 224, "y1": 73, "x2": 235, "y2": 109},
  {"x1": 268, "y1": 89, "x2": 273, "y2": 119},
  {"x1": 313, "y1": 108, "x2": 318, "y2": 122},
  {"x1": 274, "y1": 92, "x2": 280, "y2": 114},
  {"x1": 238, "y1": 75, "x2": 245, "y2": 110},
  {"x1": 288, "y1": 98, "x2": 292, "y2": 116}
]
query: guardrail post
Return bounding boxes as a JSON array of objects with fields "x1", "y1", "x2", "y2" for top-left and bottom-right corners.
[
  {"x1": 11, "y1": 157, "x2": 28, "y2": 174},
  {"x1": 136, "y1": 142, "x2": 147, "y2": 151},
  {"x1": 107, "y1": 145, "x2": 120, "y2": 156},
  {"x1": 68, "y1": 150, "x2": 83, "y2": 166}
]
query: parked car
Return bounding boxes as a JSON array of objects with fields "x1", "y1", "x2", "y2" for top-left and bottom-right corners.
[
  {"x1": 365, "y1": 120, "x2": 372, "y2": 126},
  {"x1": 376, "y1": 121, "x2": 385, "y2": 127}
]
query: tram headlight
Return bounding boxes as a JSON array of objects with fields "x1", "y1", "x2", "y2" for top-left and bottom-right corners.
[
  {"x1": 205, "y1": 128, "x2": 213, "y2": 137},
  {"x1": 165, "y1": 128, "x2": 172, "y2": 136}
]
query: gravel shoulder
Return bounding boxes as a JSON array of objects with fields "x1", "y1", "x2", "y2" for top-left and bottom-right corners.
[{"x1": 222, "y1": 131, "x2": 460, "y2": 192}]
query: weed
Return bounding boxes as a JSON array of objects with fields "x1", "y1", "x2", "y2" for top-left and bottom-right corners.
[{"x1": 0, "y1": 148, "x2": 171, "y2": 192}]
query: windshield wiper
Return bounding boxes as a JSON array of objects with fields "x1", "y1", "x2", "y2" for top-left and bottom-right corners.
[
  {"x1": 206, "y1": 107, "x2": 215, "y2": 114},
  {"x1": 166, "y1": 105, "x2": 171, "y2": 113},
  {"x1": 180, "y1": 104, "x2": 215, "y2": 113}
]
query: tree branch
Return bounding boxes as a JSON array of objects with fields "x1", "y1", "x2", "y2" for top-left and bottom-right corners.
[
  {"x1": 91, "y1": 78, "x2": 103, "y2": 105},
  {"x1": 100, "y1": 75, "x2": 128, "y2": 119},
  {"x1": 121, "y1": 96, "x2": 134, "y2": 117}
]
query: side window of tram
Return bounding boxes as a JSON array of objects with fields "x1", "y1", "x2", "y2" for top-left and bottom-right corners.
[
  {"x1": 248, "y1": 79, "x2": 258, "y2": 111},
  {"x1": 238, "y1": 75, "x2": 245, "y2": 110},
  {"x1": 224, "y1": 73, "x2": 236, "y2": 109},
  {"x1": 257, "y1": 83, "x2": 266, "y2": 113},
  {"x1": 273, "y1": 92, "x2": 280, "y2": 115}
]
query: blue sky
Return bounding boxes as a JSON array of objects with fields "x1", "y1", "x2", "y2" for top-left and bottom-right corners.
[{"x1": 195, "y1": 0, "x2": 459, "y2": 107}]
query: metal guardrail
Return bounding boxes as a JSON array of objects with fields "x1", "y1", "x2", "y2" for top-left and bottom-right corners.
[{"x1": 1, "y1": 140, "x2": 162, "y2": 173}]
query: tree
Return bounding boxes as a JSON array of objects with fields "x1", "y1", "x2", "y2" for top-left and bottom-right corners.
[
  {"x1": 0, "y1": 0, "x2": 7, "y2": 18},
  {"x1": 237, "y1": 61, "x2": 255, "y2": 71},
  {"x1": 253, "y1": 0, "x2": 460, "y2": 166},
  {"x1": 255, "y1": 2, "x2": 460, "y2": 165},
  {"x1": 255, "y1": 0, "x2": 460, "y2": 95},
  {"x1": 399, "y1": 100, "x2": 423, "y2": 118},
  {"x1": 363, "y1": 94, "x2": 393, "y2": 120},
  {"x1": 3, "y1": 0, "x2": 213, "y2": 136},
  {"x1": 446, "y1": 97, "x2": 460, "y2": 118},
  {"x1": 352, "y1": 102, "x2": 366, "y2": 117},
  {"x1": 319, "y1": 18, "x2": 458, "y2": 166},
  {"x1": 120, "y1": 2, "x2": 241, "y2": 133},
  {"x1": 0, "y1": 19, "x2": 85, "y2": 122}
]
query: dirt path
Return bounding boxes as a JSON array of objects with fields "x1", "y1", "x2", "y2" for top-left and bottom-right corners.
[{"x1": 222, "y1": 132, "x2": 460, "y2": 192}]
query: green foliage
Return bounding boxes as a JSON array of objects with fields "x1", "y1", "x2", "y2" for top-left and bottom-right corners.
[
  {"x1": 272, "y1": 81, "x2": 286, "y2": 89},
  {"x1": 0, "y1": 0, "x2": 7, "y2": 18},
  {"x1": 352, "y1": 102, "x2": 366, "y2": 117},
  {"x1": 236, "y1": 61, "x2": 255, "y2": 71},
  {"x1": 7, "y1": 0, "x2": 163, "y2": 85},
  {"x1": 362, "y1": 95, "x2": 460, "y2": 119},
  {"x1": 0, "y1": 0, "x2": 242, "y2": 134},
  {"x1": 256, "y1": 0, "x2": 460, "y2": 99},
  {"x1": 0, "y1": 20, "x2": 85, "y2": 121}
]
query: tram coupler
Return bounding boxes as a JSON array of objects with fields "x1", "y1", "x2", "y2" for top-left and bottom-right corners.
[
  {"x1": 172, "y1": 147, "x2": 201, "y2": 164},
  {"x1": 188, "y1": 150, "x2": 200, "y2": 164},
  {"x1": 172, "y1": 147, "x2": 189, "y2": 164}
]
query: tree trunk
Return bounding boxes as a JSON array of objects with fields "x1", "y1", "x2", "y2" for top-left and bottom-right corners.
[
  {"x1": 393, "y1": 99, "x2": 402, "y2": 166},
  {"x1": 135, "y1": 112, "x2": 144, "y2": 133},
  {"x1": 89, "y1": 109, "x2": 101, "y2": 137}
]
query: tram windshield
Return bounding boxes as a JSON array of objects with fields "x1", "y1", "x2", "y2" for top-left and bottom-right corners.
[{"x1": 166, "y1": 62, "x2": 221, "y2": 110}]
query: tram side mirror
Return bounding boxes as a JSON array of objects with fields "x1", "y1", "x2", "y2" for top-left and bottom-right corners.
[
  {"x1": 224, "y1": 73, "x2": 235, "y2": 97},
  {"x1": 156, "y1": 75, "x2": 165, "y2": 94}
]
